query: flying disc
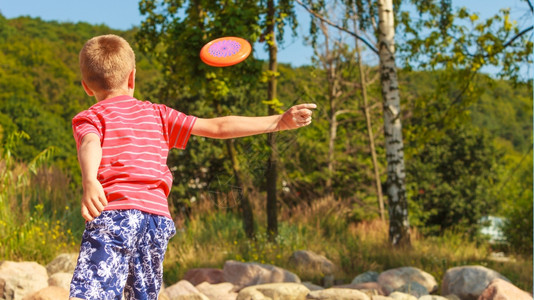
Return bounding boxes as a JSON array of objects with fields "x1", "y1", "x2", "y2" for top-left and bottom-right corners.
[{"x1": 200, "y1": 37, "x2": 251, "y2": 67}]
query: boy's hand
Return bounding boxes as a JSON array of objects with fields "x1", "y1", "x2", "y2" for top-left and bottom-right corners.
[
  {"x1": 80, "y1": 178, "x2": 108, "y2": 222},
  {"x1": 279, "y1": 103, "x2": 317, "y2": 131}
]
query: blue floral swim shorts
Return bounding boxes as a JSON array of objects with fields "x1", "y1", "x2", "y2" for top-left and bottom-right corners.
[{"x1": 69, "y1": 209, "x2": 176, "y2": 300}]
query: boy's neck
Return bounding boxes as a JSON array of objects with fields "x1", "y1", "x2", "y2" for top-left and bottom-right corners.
[{"x1": 95, "y1": 89, "x2": 134, "y2": 102}]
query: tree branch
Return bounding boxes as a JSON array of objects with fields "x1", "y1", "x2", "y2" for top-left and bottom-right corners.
[
  {"x1": 502, "y1": 25, "x2": 533, "y2": 48},
  {"x1": 295, "y1": 0, "x2": 379, "y2": 54}
]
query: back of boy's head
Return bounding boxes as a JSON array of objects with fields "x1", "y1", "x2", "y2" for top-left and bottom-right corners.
[{"x1": 79, "y1": 34, "x2": 136, "y2": 92}]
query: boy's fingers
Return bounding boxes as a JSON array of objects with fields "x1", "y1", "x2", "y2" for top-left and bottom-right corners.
[
  {"x1": 294, "y1": 103, "x2": 317, "y2": 110},
  {"x1": 81, "y1": 205, "x2": 93, "y2": 222}
]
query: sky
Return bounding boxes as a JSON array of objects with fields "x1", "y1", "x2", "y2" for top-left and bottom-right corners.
[{"x1": 0, "y1": 0, "x2": 531, "y2": 68}]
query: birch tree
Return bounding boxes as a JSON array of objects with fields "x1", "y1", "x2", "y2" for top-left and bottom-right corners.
[{"x1": 299, "y1": 0, "x2": 410, "y2": 245}]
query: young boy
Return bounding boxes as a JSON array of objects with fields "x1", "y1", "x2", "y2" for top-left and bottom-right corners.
[{"x1": 69, "y1": 34, "x2": 316, "y2": 300}]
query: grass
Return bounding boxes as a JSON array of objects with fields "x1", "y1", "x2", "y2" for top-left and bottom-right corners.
[
  {"x1": 163, "y1": 196, "x2": 533, "y2": 293},
  {"x1": 1, "y1": 159, "x2": 531, "y2": 293},
  {"x1": 0, "y1": 158, "x2": 83, "y2": 263}
]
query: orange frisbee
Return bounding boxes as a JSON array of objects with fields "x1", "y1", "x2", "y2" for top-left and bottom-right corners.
[{"x1": 200, "y1": 37, "x2": 252, "y2": 67}]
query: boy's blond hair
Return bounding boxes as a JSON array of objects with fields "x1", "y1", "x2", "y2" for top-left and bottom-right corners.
[{"x1": 79, "y1": 34, "x2": 136, "y2": 92}]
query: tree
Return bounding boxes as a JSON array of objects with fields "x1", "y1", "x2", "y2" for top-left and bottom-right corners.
[
  {"x1": 406, "y1": 124, "x2": 502, "y2": 236},
  {"x1": 261, "y1": 0, "x2": 298, "y2": 240},
  {"x1": 136, "y1": 0, "x2": 264, "y2": 238},
  {"x1": 298, "y1": 0, "x2": 410, "y2": 245}
]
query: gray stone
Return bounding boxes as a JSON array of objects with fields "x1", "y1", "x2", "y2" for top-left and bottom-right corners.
[
  {"x1": 351, "y1": 271, "x2": 380, "y2": 284},
  {"x1": 377, "y1": 267, "x2": 437, "y2": 295},
  {"x1": 223, "y1": 260, "x2": 300, "y2": 291},
  {"x1": 45, "y1": 253, "x2": 78, "y2": 275},
  {"x1": 441, "y1": 265, "x2": 509, "y2": 300},
  {"x1": 396, "y1": 281, "x2": 428, "y2": 297}
]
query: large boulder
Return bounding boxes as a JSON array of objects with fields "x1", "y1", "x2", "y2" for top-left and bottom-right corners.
[
  {"x1": 47, "y1": 272, "x2": 72, "y2": 291},
  {"x1": 306, "y1": 287, "x2": 370, "y2": 300},
  {"x1": 45, "y1": 253, "x2": 78, "y2": 276},
  {"x1": 184, "y1": 268, "x2": 225, "y2": 286},
  {"x1": 21, "y1": 286, "x2": 69, "y2": 300},
  {"x1": 441, "y1": 265, "x2": 509, "y2": 300},
  {"x1": 351, "y1": 271, "x2": 379, "y2": 285},
  {"x1": 289, "y1": 250, "x2": 336, "y2": 276},
  {"x1": 377, "y1": 267, "x2": 438, "y2": 295},
  {"x1": 396, "y1": 281, "x2": 429, "y2": 298},
  {"x1": 478, "y1": 278, "x2": 533, "y2": 300},
  {"x1": 388, "y1": 291, "x2": 418, "y2": 300},
  {"x1": 223, "y1": 260, "x2": 300, "y2": 291},
  {"x1": 289, "y1": 250, "x2": 336, "y2": 287},
  {"x1": 0, "y1": 261, "x2": 48, "y2": 300},
  {"x1": 419, "y1": 296, "x2": 450, "y2": 300},
  {"x1": 333, "y1": 282, "x2": 385, "y2": 295},
  {"x1": 237, "y1": 282, "x2": 309, "y2": 300},
  {"x1": 195, "y1": 282, "x2": 237, "y2": 300},
  {"x1": 164, "y1": 280, "x2": 209, "y2": 300}
]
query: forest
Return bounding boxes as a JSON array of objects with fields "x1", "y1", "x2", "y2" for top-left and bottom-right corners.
[{"x1": 0, "y1": 0, "x2": 532, "y2": 292}]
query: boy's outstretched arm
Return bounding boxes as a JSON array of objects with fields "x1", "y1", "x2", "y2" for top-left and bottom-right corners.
[
  {"x1": 191, "y1": 103, "x2": 317, "y2": 139},
  {"x1": 77, "y1": 133, "x2": 108, "y2": 221}
]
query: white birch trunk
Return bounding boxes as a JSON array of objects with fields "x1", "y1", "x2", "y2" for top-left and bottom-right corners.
[{"x1": 377, "y1": 0, "x2": 410, "y2": 246}]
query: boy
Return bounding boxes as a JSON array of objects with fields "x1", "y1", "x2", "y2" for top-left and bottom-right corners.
[{"x1": 69, "y1": 34, "x2": 316, "y2": 300}]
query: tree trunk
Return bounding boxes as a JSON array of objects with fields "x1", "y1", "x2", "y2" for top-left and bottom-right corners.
[
  {"x1": 355, "y1": 41, "x2": 385, "y2": 222},
  {"x1": 225, "y1": 139, "x2": 255, "y2": 239},
  {"x1": 321, "y1": 20, "x2": 338, "y2": 197},
  {"x1": 377, "y1": 0, "x2": 410, "y2": 246},
  {"x1": 266, "y1": 0, "x2": 279, "y2": 241}
]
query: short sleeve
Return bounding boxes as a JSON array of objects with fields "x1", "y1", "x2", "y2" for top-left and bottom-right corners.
[
  {"x1": 72, "y1": 110, "x2": 102, "y2": 150},
  {"x1": 160, "y1": 105, "x2": 197, "y2": 150}
]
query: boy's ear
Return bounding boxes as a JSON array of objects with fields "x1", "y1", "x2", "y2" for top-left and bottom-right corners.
[
  {"x1": 81, "y1": 80, "x2": 94, "y2": 96},
  {"x1": 127, "y1": 68, "x2": 136, "y2": 90}
]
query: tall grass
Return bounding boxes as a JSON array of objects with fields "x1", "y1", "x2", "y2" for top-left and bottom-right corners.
[
  {"x1": 163, "y1": 195, "x2": 533, "y2": 293},
  {"x1": 0, "y1": 133, "x2": 83, "y2": 263},
  {"x1": 1, "y1": 141, "x2": 531, "y2": 293}
]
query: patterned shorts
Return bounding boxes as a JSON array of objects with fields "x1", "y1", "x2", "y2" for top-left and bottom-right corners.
[{"x1": 69, "y1": 210, "x2": 176, "y2": 300}]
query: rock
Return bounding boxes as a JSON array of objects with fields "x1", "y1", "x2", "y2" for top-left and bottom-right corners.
[
  {"x1": 184, "y1": 268, "x2": 225, "y2": 286},
  {"x1": 377, "y1": 267, "x2": 437, "y2": 295},
  {"x1": 237, "y1": 283, "x2": 310, "y2": 300},
  {"x1": 370, "y1": 296, "x2": 392, "y2": 300},
  {"x1": 441, "y1": 265, "x2": 509, "y2": 300},
  {"x1": 289, "y1": 250, "x2": 336, "y2": 275},
  {"x1": 334, "y1": 282, "x2": 385, "y2": 295},
  {"x1": 419, "y1": 296, "x2": 450, "y2": 300},
  {"x1": 159, "y1": 289, "x2": 171, "y2": 300},
  {"x1": 47, "y1": 272, "x2": 72, "y2": 291},
  {"x1": 388, "y1": 291, "x2": 417, "y2": 300},
  {"x1": 223, "y1": 260, "x2": 300, "y2": 291},
  {"x1": 301, "y1": 282, "x2": 324, "y2": 291},
  {"x1": 45, "y1": 253, "x2": 78, "y2": 275},
  {"x1": 478, "y1": 278, "x2": 533, "y2": 300},
  {"x1": 164, "y1": 280, "x2": 209, "y2": 300},
  {"x1": 306, "y1": 287, "x2": 370, "y2": 300},
  {"x1": 195, "y1": 282, "x2": 237, "y2": 300},
  {"x1": 351, "y1": 271, "x2": 380, "y2": 284},
  {"x1": 0, "y1": 261, "x2": 49, "y2": 300},
  {"x1": 21, "y1": 286, "x2": 69, "y2": 300},
  {"x1": 396, "y1": 281, "x2": 428, "y2": 297}
]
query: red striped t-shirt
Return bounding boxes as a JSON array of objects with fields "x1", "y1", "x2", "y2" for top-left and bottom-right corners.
[{"x1": 72, "y1": 95, "x2": 197, "y2": 219}]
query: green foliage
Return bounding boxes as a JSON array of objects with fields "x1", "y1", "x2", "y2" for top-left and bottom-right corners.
[
  {"x1": 0, "y1": 131, "x2": 83, "y2": 263},
  {"x1": 397, "y1": 1, "x2": 532, "y2": 82},
  {"x1": 406, "y1": 125, "x2": 502, "y2": 236}
]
